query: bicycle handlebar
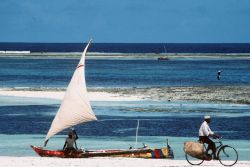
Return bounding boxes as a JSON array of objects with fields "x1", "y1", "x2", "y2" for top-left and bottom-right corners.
[{"x1": 213, "y1": 137, "x2": 223, "y2": 144}]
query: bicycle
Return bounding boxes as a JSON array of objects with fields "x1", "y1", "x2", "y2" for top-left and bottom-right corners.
[{"x1": 185, "y1": 138, "x2": 238, "y2": 166}]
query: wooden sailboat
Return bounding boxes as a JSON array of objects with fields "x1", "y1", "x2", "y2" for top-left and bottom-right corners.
[{"x1": 31, "y1": 39, "x2": 174, "y2": 159}]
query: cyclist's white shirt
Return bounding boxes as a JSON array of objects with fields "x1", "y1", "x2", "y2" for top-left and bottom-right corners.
[{"x1": 199, "y1": 121, "x2": 214, "y2": 136}]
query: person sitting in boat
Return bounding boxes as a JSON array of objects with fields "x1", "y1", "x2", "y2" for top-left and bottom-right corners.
[{"x1": 63, "y1": 128, "x2": 79, "y2": 151}]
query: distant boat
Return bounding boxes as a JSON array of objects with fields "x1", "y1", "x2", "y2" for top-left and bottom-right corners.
[
  {"x1": 31, "y1": 39, "x2": 174, "y2": 159},
  {"x1": 158, "y1": 57, "x2": 169, "y2": 61},
  {"x1": 158, "y1": 44, "x2": 169, "y2": 61}
]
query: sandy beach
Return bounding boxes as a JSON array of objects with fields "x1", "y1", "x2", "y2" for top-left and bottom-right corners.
[
  {"x1": 0, "y1": 157, "x2": 249, "y2": 167},
  {"x1": 0, "y1": 88, "x2": 143, "y2": 101}
]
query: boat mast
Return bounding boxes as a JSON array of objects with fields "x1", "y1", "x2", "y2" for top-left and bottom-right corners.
[
  {"x1": 135, "y1": 120, "x2": 140, "y2": 148},
  {"x1": 163, "y1": 44, "x2": 167, "y2": 53}
]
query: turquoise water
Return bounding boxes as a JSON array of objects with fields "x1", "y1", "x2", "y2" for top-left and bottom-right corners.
[
  {"x1": 0, "y1": 96, "x2": 250, "y2": 160},
  {"x1": 0, "y1": 134, "x2": 249, "y2": 160}
]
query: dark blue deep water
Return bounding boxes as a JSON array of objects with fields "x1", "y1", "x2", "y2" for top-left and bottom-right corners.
[
  {"x1": 0, "y1": 103, "x2": 250, "y2": 140},
  {"x1": 1, "y1": 42, "x2": 250, "y2": 53}
]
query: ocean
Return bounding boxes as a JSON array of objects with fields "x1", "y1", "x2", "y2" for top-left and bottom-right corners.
[
  {"x1": 1, "y1": 42, "x2": 250, "y2": 53},
  {"x1": 0, "y1": 43, "x2": 250, "y2": 160},
  {"x1": 1, "y1": 58, "x2": 250, "y2": 88}
]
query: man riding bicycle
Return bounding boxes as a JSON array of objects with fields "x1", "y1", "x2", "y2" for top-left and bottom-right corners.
[{"x1": 199, "y1": 115, "x2": 220, "y2": 159}]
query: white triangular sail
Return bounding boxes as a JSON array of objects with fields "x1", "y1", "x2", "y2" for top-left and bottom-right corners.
[{"x1": 45, "y1": 39, "x2": 97, "y2": 141}]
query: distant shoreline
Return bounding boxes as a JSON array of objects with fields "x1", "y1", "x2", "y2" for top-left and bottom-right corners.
[{"x1": 1, "y1": 52, "x2": 250, "y2": 59}]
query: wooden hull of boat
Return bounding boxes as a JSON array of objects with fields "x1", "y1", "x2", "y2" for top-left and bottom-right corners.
[{"x1": 31, "y1": 145, "x2": 174, "y2": 159}]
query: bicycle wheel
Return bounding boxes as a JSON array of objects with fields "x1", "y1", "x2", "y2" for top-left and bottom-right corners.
[
  {"x1": 185, "y1": 153, "x2": 204, "y2": 165},
  {"x1": 218, "y1": 145, "x2": 238, "y2": 166}
]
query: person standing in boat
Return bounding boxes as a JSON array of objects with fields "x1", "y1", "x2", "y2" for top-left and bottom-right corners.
[{"x1": 63, "y1": 128, "x2": 78, "y2": 151}]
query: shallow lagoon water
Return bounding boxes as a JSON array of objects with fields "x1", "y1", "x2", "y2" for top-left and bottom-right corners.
[
  {"x1": 0, "y1": 134, "x2": 249, "y2": 160},
  {"x1": 0, "y1": 96, "x2": 249, "y2": 160}
]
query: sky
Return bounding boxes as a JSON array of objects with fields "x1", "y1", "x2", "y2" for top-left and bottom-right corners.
[{"x1": 1, "y1": 0, "x2": 250, "y2": 43}]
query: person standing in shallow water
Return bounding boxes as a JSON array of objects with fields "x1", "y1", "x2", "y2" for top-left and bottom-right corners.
[
  {"x1": 217, "y1": 70, "x2": 222, "y2": 80},
  {"x1": 63, "y1": 128, "x2": 78, "y2": 151},
  {"x1": 199, "y1": 116, "x2": 220, "y2": 159}
]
